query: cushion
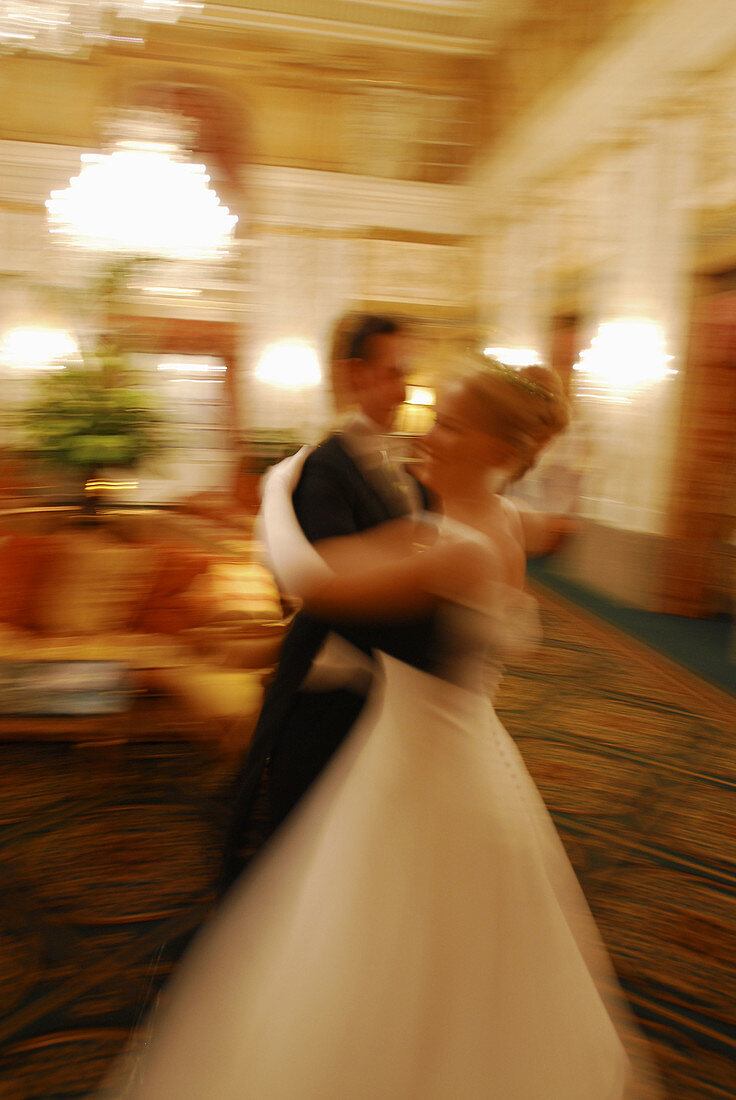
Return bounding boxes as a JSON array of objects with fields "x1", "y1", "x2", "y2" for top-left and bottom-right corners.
[
  {"x1": 188, "y1": 562, "x2": 282, "y2": 624},
  {"x1": 0, "y1": 534, "x2": 61, "y2": 629},
  {"x1": 148, "y1": 545, "x2": 212, "y2": 600},
  {"x1": 138, "y1": 591, "x2": 210, "y2": 636},
  {"x1": 34, "y1": 532, "x2": 158, "y2": 636},
  {"x1": 134, "y1": 544, "x2": 212, "y2": 635}
]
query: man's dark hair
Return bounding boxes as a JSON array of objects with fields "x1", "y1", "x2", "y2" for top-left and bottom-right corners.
[{"x1": 347, "y1": 314, "x2": 404, "y2": 362}]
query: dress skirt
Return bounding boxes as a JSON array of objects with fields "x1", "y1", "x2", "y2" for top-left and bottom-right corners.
[{"x1": 120, "y1": 654, "x2": 633, "y2": 1099}]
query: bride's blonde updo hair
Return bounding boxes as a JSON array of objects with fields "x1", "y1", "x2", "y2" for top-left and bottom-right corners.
[
  {"x1": 456, "y1": 356, "x2": 570, "y2": 451},
  {"x1": 516, "y1": 364, "x2": 570, "y2": 438}
]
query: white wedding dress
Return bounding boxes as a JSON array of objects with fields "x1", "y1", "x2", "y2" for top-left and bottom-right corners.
[{"x1": 117, "y1": 520, "x2": 637, "y2": 1100}]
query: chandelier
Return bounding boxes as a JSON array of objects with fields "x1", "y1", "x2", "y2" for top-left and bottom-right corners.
[
  {"x1": 0, "y1": 0, "x2": 202, "y2": 56},
  {"x1": 46, "y1": 111, "x2": 238, "y2": 261}
]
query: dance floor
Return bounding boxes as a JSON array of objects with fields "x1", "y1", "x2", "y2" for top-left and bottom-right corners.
[{"x1": 0, "y1": 587, "x2": 734, "y2": 1098}]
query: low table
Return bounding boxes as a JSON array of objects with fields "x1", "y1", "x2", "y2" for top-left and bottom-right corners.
[{"x1": 0, "y1": 675, "x2": 263, "y2": 756}]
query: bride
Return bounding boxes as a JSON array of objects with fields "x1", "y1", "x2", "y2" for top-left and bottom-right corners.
[{"x1": 112, "y1": 362, "x2": 646, "y2": 1099}]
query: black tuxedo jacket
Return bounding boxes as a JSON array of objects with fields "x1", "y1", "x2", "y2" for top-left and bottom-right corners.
[
  {"x1": 287, "y1": 434, "x2": 434, "y2": 676},
  {"x1": 220, "y1": 434, "x2": 435, "y2": 890}
]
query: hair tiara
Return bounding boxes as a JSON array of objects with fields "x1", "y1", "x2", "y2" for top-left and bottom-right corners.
[{"x1": 479, "y1": 357, "x2": 557, "y2": 402}]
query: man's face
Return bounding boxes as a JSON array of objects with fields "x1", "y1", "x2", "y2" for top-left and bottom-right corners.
[{"x1": 352, "y1": 332, "x2": 408, "y2": 430}]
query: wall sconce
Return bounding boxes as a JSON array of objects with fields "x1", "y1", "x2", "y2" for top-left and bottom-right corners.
[
  {"x1": 0, "y1": 327, "x2": 80, "y2": 372},
  {"x1": 574, "y1": 320, "x2": 676, "y2": 402},
  {"x1": 254, "y1": 341, "x2": 322, "y2": 389},
  {"x1": 396, "y1": 384, "x2": 436, "y2": 434}
]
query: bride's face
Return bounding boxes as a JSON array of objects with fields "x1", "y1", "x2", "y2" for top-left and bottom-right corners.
[{"x1": 417, "y1": 384, "x2": 515, "y2": 497}]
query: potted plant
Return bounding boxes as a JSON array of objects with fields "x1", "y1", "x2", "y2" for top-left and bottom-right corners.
[{"x1": 22, "y1": 342, "x2": 165, "y2": 511}]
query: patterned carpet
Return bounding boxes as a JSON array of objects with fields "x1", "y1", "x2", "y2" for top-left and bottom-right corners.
[{"x1": 0, "y1": 587, "x2": 735, "y2": 1098}]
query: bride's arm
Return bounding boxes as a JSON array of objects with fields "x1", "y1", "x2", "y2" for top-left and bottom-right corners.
[
  {"x1": 259, "y1": 450, "x2": 435, "y2": 595},
  {"x1": 517, "y1": 507, "x2": 579, "y2": 558},
  {"x1": 302, "y1": 535, "x2": 487, "y2": 622},
  {"x1": 313, "y1": 516, "x2": 437, "y2": 572}
]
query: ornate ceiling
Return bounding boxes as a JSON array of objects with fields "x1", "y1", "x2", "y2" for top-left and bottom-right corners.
[{"x1": 0, "y1": 0, "x2": 663, "y2": 185}]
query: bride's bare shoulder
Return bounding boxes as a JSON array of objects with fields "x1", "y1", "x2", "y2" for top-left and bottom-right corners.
[{"x1": 497, "y1": 495, "x2": 525, "y2": 539}]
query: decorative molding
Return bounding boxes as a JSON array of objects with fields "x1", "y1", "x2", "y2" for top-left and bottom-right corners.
[
  {"x1": 249, "y1": 224, "x2": 361, "y2": 240},
  {"x1": 0, "y1": 142, "x2": 473, "y2": 324},
  {"x1": 0, "y1": 141, "x2": 88, "y2": 206},
  {"x1": 0, "y1": 146, "x2": 470, "y2": 238},
  {"x1": 358, "y1": 298, "x2": 473, "y2": 321},
  {"x1": 249, "y1": 164, "x2": 469, "y2": 235},
  {"x1": 361, "y1": 237, "x2": 471, "y2": 306},
  {"x1": 187, "y1": 2, "x2": 490, "y2": 55},
  {"x1": 471, "y1": 0, "x2": 736, "y2": 211},
  {"x1": 364, "y1": 227, "x2": 468, "y2": 247},
  {"x1": 351, "y1": 0, "x2": 481, "y2": 12}
]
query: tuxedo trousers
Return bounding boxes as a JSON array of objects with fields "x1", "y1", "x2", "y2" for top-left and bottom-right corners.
[{"x1": 219, "y1": 686, "x2": 367, "y2": 894}]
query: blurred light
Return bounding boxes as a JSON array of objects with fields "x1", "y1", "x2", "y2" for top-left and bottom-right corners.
[
  {"x1": 406, "y1": 385, "x2": 436, "y2": 406},
  {"x1": 46, "y1": 124, "x2": 237, "y2": 259},
  {"x1": 169, "y1": 377, "x2": 225, "y2": 384},
  {"x1": 110, "y1": 0, "x2": 201, "y2": 25},
  {"x1": 574, "y1": 321, "x2": 676, "y2": 394},
  {"x1": 483, "y1": 346, "x2": 542, "y2": 367},
  {"x1": 139, "y1": 285, "x2": 202, "y2": 297},
  {"x1": 0, "y1": 0, "x2": 201, "y2": 56},
  {"x1": 255, "y1": 341, "x2": 322, "y2": 389},
  {"x1": 0, "y1": 327, "x2": 79, "y2": 371},
  {"x1": 157, "y1": 360, "x2": 227, "y2": 373},
  {"x1": 85, "y1": 477, "x2": 138, "y2": 493}
]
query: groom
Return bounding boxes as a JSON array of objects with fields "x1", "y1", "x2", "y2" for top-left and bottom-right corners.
[{"x1": 220, "y1": 314, "x2": 433, "y2": 893}]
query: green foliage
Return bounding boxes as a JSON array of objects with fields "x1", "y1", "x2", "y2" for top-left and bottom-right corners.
[{"x1": 23, "y1": 344, "x2": 165, "y2": 470}]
